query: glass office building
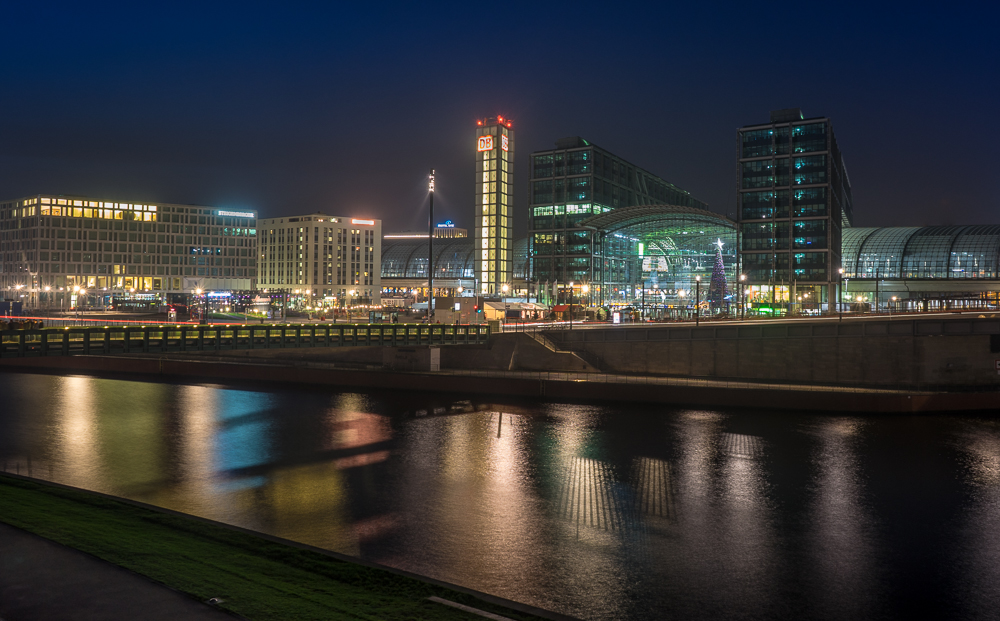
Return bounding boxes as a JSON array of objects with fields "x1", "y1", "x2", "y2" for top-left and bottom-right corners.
[
  {"x1": 475, "y1": 116, "x2": 514, "y2": 295},
  {"x1": 0, "y1": 194, "x2": 257, "y2": 309},
  {"x1": 737, "y1": 109, "x2": 854, "y2": 313},
  {"x1": 528, "y1": 136, "x2": 708, "y2": 301}
]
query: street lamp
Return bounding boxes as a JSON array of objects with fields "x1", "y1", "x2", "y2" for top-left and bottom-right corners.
[
  {"x1": 194, "y1": 288, "x2": 208, "y2": 324},
  {"x1": 582, "y1": 284, "x2": 590, "y2": 320},
  {"x1": 739, "y1": 274, "x2": 746, "y2": 320},
  {"x1": 695, "y1": 276, "x2": 701, "y2": 326},
  {"x1": 428, "y1": 168, "x2": 435, "y2": 322},
  {"x1": 568, "y1": 282, "x2": 575, "y2": 328},
  {"x1": 890, "y1": 295, "x2": 897, "y2": 318},
  {"x1": 838, "y1": 268, "x2": 844, "y2": 322}
]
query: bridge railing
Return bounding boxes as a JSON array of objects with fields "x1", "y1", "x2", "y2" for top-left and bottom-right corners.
[{"x1": 0, "y1": 323, "x2": 491, "y2": 358}]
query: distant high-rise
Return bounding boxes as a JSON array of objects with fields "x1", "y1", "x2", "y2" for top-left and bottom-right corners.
[
  {"x1": 737, "y1": 108, "x2": 853, "y2": 313},
  {"x1": 474, "y1": 116, "x2": 514, "y2": 295}
]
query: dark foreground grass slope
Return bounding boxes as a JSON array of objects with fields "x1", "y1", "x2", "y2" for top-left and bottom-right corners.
[{"x1": 0, "y1": 474, "x2": 548, "y2": 621}]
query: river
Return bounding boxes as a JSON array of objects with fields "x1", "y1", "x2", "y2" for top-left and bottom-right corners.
[{"x1": 1, "y1": 371, "x2": 999, "y2": 620}]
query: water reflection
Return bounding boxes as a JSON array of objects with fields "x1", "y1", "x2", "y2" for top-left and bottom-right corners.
[
  {"x1": 953, "y1": 423, "x2": 1000, "y2": 619},
  {"x1": 53, "y1": 376, "x2": 102, "y2": 489},
  {"x1": 805, "y1": 418, "x2": 881, "y2": 619},
  {"x1": 5, "y1": 372, "x2": 1000, "y2": 620}
]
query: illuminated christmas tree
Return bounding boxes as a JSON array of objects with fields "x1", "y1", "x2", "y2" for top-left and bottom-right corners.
[{"x1": 708, "y1": 238, "x2": 729, "y2": 308}]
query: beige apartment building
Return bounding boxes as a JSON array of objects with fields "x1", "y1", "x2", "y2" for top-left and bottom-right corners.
[{"x1": 257, "y1": 212, "x2": 381, "y2": 307}]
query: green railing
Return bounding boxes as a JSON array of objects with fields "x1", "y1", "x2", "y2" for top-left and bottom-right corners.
[{"x1": 0, "y1": 323, "x2": 491, "y2": 358}]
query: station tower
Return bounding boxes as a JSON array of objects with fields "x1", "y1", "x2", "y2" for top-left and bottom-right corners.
[{"x1": 474, "y1": 116, "x2": 514, "y2": 295}]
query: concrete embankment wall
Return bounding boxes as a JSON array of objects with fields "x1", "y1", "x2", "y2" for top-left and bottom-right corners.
[
  {"x1": 2, "y1": 354, "x2": 999, "y2": 413},
  {"x1": 135, "y1": 333, "x2": 595, "y2": 373},
  {"x1": 547, "y1": 317, "x2": 1000, "y2": 389}
]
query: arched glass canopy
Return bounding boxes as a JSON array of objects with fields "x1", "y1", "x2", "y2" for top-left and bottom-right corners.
[
  {"x1": 843, "y1": 226, "x2": 1000, "y2": 279},
  {"x1": 578, "y1": 204, "x2": 737, "y2": 296},
  {"x1": 381, "y1": 238, "x2": 529, "y2": 280}
]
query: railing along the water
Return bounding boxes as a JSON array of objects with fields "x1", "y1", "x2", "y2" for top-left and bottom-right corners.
[{"x1": 0, "y1": 322, "x2": 490, "y2": 358}]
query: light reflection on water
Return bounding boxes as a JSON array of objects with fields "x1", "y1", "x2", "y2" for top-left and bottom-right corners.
[{"x1": 4, "y1": 373, "x2": 1000, "y2": 619}]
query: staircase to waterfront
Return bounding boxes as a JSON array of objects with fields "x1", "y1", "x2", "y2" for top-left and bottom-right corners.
[{"x1": 523, "y1": 330, "x2": 603, "y2": 371}]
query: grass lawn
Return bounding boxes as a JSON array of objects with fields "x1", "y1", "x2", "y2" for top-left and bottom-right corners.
[{"x1": 0, "y1": 474, "x2": 547, "y2": 621}]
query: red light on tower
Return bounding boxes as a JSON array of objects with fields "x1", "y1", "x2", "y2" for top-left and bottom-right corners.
[
  {"x1": 477, "y1": 120, "x2": 482, "y2": 126},
  {"x1": 498, "y1": 115, "x2": 503, "y2": 122}
]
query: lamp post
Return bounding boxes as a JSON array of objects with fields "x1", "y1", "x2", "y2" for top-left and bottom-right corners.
[
  {"x1": 427, "y1": 168, "x2": 435, "y2": 322},
  {"x1": 890, "y1": 295, "x2": 897, "y2": 318},
  {"x1": 739, "y1": 274, "x2": 746, "y2": 320},
  {"x1": 695, "y1": 276, "x2": 701, "y2": 326},
  {"x1": 582, "y1": 284, "x2": 590, "y2": 322},
  {"x1": 195, "y1": 288, "x2": 207, "y2": 324},
  {"x1": 838, "y1": 268, "x2": 844, "y2": 322},
  {"x1": 641, "y1": 281, "x2": 646, "y2": 322},
  {"x1": 568, "y1": 281, "x2": 574, "y2": 329}
]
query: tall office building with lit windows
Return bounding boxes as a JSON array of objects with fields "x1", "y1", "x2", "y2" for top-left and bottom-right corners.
[
  {"x1": 737, "y1": 108, "x2": 853, "y2": 313},
  {"x1": 474, "y1": 116, "x2": 514, "y2": 295}
]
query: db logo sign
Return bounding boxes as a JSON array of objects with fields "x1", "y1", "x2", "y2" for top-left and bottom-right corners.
[{"x1": 477, "y1": 135, "x2": 494, "y2": 152}]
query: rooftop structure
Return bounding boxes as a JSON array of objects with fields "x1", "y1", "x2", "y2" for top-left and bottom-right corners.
[{"x1": 384, "y1": 221, "x2": 467, "y2": 240}]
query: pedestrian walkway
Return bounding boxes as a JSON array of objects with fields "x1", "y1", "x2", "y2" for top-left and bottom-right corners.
[{"x1": 0, "y1": 521, "x2": 234, "y2": 621}]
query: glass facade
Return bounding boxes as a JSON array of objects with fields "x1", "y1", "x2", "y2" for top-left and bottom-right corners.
[
  {"x1": 528, "y1": 137, "x2": 709, "y2": 292},
  {"x1": 737, "y1": 110, "x2": 854, "y2": 310},
  {"x1": 843, "y1": 225, "x2": 1000, "y2": 280},
  {"x1": 474, "y1": 117, "x2": 513, "y2": 295},
  {"x1": 543, "y1": 205, "x2": 736, "y2": 308}
]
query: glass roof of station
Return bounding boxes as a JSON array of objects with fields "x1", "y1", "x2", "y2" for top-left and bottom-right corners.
[
  {"x1": 382, "y1": 238, "x2": 528, "y2": 280},
  {"x1": 579, "y1": 204, "x2": 737, "y2": 287},
  {"x1": 843, "y1": 226, "x2": 1000, "y2": 279}
]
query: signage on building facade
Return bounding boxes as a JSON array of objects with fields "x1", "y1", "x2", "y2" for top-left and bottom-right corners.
[
  {"x1": 502, "y1": 135, "x2": 509, "y2": 152},
  {"x1": 477, "y1": 135, "x2": 494, "y2": 152},
  {"x1": 351, "y1": 219, "x2": 375, "y2": 225},
  {"x1": 218, "y1": 210, "x2": 255, "y2": 218},
  {"x1": 437, "y1": 220, "x2": 455, "y2": 228}
]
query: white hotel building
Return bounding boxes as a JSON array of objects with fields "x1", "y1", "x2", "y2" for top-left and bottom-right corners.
[{"x1": 256, "y1": 212, "x2": 381, "y2": 307}]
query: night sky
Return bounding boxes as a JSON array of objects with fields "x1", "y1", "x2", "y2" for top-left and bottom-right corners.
[{"x1": 2, "y1": 3, "x2": 997, "y2": 237}]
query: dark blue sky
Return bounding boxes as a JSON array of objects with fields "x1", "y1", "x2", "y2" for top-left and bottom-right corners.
[{"x1": 2, "y1": 2, "x2": 997, "y2": 235}]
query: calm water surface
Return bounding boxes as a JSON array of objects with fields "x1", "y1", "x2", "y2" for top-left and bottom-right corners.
[{"x1": 2, "y1": 372, "x2": 1000, "y2": 620}]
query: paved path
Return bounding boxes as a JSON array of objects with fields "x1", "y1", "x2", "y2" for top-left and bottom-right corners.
[{"x1": 0, "y1": 521, "x2": 235, "y2": 621}]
